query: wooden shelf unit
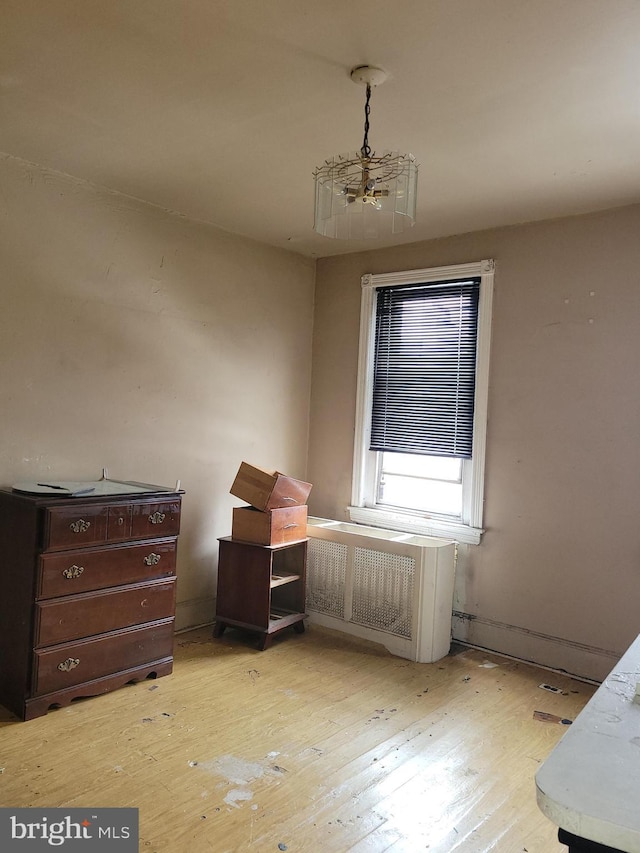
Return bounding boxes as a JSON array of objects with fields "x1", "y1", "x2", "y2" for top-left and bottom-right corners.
[{"x1": 214, "y1": 536, "x2": 307, "y2": 650}]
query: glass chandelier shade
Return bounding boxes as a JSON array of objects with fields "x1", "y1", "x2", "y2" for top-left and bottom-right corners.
[{"x1": 313, "y1": 67, "x2": 418, "y2": 240}]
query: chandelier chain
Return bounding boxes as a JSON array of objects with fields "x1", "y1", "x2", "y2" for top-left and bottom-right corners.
[{"x1": 360, "y1": 84, "x2": 372, "y2": 159}]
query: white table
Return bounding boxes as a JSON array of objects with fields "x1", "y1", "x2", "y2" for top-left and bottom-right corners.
[{"x1": 536, "y1": 634, "x2": 640, "y2": 853}]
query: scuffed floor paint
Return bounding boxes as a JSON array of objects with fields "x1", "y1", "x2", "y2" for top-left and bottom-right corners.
[
  {"x1": 224, "y1": 788, "x2": 254, "y2": 808},
  {"x1": 190, "y1": 753, "x2": 287, "y2": 811},
  {"x1": 196, "y1": 755, "x2": 268, "y2": 785}
]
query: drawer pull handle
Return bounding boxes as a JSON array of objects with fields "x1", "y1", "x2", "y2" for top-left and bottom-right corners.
[
  {"x1": 62, "y1": 565, "x2": 85, "y2": 579},
  {"x1": 144, "y1": 553, "x2": 161, "y2": 566},
  {"x1": 57, "y1": 657, "x2": 80, "y2": 672},
  {"x1": 69, "y1": 519, "x2": 91, "y2": 534},
  {"x1": 148, "y1": 511, "x2": 166, "y2": 525},
  {"x1": 117, "y1": 517, "x2": 124, "y2": 526},
  {"x1": 282, "y1": 496, "x2": 297, "y2": 503},
  {"x1": 283, "y1": 523, "x2": 298, "y2": 529}
]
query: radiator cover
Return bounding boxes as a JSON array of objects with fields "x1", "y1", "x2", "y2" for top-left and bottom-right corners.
[{"x1": 306, "y1": 517, "x2": 456, "y2": 663}]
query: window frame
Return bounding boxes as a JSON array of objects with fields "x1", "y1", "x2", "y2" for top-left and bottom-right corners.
[{"x1": 349, "y1": 259, "x2": 494, "y2": 545}]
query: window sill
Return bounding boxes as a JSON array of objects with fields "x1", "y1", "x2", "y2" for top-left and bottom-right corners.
[{"x1": 347, "y1": 506, "x2": 483, "y2": 545}]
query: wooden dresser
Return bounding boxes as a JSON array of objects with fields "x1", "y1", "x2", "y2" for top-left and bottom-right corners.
[{"x1": 0, "y1": 481, "x2": 182, "y2": 720}]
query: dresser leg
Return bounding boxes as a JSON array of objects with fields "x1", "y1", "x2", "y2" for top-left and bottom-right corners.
[{"x1": 213, "y1": 621, "x2": 226, "y2": 638}]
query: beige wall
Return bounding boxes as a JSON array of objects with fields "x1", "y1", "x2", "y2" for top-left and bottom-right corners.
[
  {"x1": 308, "y1": 204, "x2": 640, "y2": 681},
  {"x1": 4, "y1": 146, "x2": 640, "y2": 682},
  {"x1": 0, "y1": 153, "x2": 315, "y2": 629}
]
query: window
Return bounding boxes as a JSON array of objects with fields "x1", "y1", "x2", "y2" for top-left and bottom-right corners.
[{"x1": 349, "y1": 260, "x2": 494, "y2": 544}]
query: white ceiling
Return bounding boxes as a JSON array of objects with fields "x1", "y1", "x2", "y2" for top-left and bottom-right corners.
[{"x1": 3, "y1": 0, "x2": 640, "y2": 259}]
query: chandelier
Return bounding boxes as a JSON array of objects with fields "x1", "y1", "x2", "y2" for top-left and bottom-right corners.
[{"x1": 313, "y1": 65, "x2": 418, "y2": 240}]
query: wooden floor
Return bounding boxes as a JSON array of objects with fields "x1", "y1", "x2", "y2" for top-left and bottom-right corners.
[{"x1": 0, "y1": 624, "x2": 594, "y2": 852}]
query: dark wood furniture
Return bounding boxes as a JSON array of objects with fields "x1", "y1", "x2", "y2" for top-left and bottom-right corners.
[
  {"x1": 214, "y1": 537, "x2": 307, "y2": 649},
  {"x1": 558, "y1": 829, "x2": 624, "y2": 853},
  {"x1": 0, "y1": 483, "x2": 182, "y2": 720}
]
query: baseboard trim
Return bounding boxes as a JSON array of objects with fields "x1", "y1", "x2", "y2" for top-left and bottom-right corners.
[
  {"x1": 175, "y1": 597, "x2": 215, "y2": 633},
  {"x1": 452, "y1": 611, "x2": 619, "y2": 682}
]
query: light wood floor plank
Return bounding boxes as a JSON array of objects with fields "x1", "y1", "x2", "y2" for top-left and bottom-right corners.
[{"x1": 0, "y1": 624, "x2": 594, "y2": 852}]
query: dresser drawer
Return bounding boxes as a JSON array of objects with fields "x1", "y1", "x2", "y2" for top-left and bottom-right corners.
[
  {"x1": 232, "y1": 504, "x2": 307, "y2": 546},
  {"x1": 44, "y1": 505, "x2": 110, "y2": 550},
  {"x1": 32, "y1": 619, "x2": 174, "y2": 696},
  {"x1": 44, "y1": 499, "x2": 181, "y2": 551},
  {"x1": 131, "y1": 501, "x2": 181, "y2": 539},
  {"x1": 107, "y1": 504, "x2": 133, "y2": 541},
  {"x1": 38, "y1": 539, "x2": 177, "y2": 599},
  {"x1": 35, "y1": 579, "x2": 176, "y2": 646}
]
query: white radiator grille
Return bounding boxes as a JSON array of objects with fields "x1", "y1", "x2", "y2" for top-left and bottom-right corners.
[
  {"x1": 351, "y1": 547, "x2": 415, "y2": 638},
  {"x1": 305, "y1": 517, "x2": 456, "y2": 663},
  {"x1": 306, "y1": 539, "x2": 346, "y2": 619}
]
